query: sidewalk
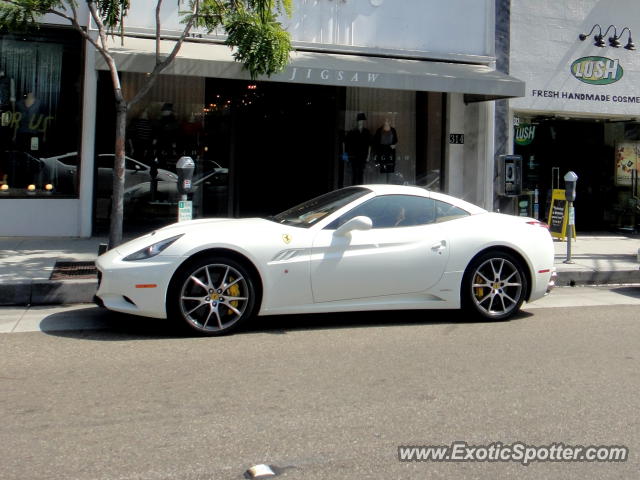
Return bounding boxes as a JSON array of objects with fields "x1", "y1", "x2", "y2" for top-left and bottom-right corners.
[{"x1": 0, "y1": 233, "x2": 639, "y2": 306}]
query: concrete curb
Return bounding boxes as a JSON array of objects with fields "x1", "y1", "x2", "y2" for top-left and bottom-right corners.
[
  {"x1": 0, "y1": 279, "x2": 98, "y2": 306},
  {"x1": 555, "y1": 269, "x2": 640, "y2": 287},
  {"x1": 1, "y1": 270, "x2": 639, "y2": 307}
]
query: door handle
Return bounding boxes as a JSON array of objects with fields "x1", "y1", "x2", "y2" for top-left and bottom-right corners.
[{"x1": 431, "y1": 240, "x2": 446, "y2": 252}]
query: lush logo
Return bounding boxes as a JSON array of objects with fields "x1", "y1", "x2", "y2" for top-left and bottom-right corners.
[
  {"x1": 515, "y1": 124, "x2": 536, "y2": 146},
  {"x1": 571, "y1": 57, "x2": 623, "y2": 85}
]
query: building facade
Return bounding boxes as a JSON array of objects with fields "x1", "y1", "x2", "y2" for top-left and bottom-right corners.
[
  {"x1": 1, "y1": 0, "x2": 523, "y2": 236},
  {"x1": 510, "y1": 0, "x2": 640, "y2": 231}
]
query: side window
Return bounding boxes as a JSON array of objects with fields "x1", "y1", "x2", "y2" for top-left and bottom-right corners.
[
  {"x1": 125, "y1": 159, "x2": 141, "y2": 171},
  {"x1": 326, "y1": 194, "x2": 437, "y2": 229},
  {"x1": 97, "y1": 156, "x2": 113, "y2": 169},
  {"x1": 435, "y1": 200, "x2": 470, "y2": 223}
]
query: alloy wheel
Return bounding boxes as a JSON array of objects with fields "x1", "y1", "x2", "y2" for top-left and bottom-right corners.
[
  {"x1": 470, "y1": 257, "x2": 523, "y2": 317},
  {"x1": 179, "y1": 263, "x2": 249, "y2": 332}
]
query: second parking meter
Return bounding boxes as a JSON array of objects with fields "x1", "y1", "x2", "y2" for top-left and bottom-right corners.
[
  {"x1": 564, "y1": 171, "x2": 578, "y2": 201},
  {"x1": 563, "y1": 171, "x2": 578, "y2": 263},
  {"x1": 176, "y1": 156, "x2": 195, "y2": 196}
]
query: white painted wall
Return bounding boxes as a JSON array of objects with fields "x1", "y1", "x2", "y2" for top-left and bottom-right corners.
[
  {"x1": 511, "y1": 0, "x2": 640, "y2": 116},
  {"x1": 0, "y1": 199, "x2": 80, "y2": 236},
  {"x1": 122, "y1": 0, "x2": 494, "y2": 59},
  {"x1": 445, "y1": 94, "x2": 466, "y2": 199},
  {"x1": 79, "y1": 34, "x2": 98, "y2": 237},
  {"x1": 444, "y1": 94, "x2": 494, "y2": 209},
  {"x1": 41, "y1": 4, "x2": 89, "y2": 26},
  {"x1": 286, "y1": 0, "x2": 493, "y2": 57}
]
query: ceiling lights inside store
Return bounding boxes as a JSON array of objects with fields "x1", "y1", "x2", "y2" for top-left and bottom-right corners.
[{"x1": 579, "y1": 24, "x2": 635, "y2": 50}]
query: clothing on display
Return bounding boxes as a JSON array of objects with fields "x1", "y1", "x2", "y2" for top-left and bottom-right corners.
[
  {"x1": 344, "y1": 113, "x2": 371, "y2": 184},
  {"x1": 373, "y1": 120, "x2": 398, "y2": 174}
]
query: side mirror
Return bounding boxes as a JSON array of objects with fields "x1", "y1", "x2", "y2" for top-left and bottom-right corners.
[{"x1": 334, "y1": 215, "x2": 373, "y2": 236}]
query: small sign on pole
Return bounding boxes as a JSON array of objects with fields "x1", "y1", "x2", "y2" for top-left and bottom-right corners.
[
  {"x1": 548, "y1": 189, "x2": 576, "y2": 241},
  {"x1": 178, "y1": 200, "x2": 192, "y2": 222}
]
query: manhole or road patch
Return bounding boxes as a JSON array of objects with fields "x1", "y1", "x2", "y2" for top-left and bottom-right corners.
[{"x1": 50, "y1": 261, "x2": 98, "y2": 280}]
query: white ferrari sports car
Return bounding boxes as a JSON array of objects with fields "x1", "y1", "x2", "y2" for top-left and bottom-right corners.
[{"x1": 95, "y1": 185, "x2": 556, "y2": 335}]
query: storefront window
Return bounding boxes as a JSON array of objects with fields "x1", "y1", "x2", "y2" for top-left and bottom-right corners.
[
  {"x1": 340, "y1": 88, "x2": 443, "y2": 191},
  {"x1": 95, "y1": 72, "x2": 226, "y2": 234},
  {"x1": 95, "y1": 71, "x2": 446, "y2": 234},
  {"x1": 341, "y1": 88, "x2": 417, "y2": 186},
  {"x1": 514, "y1": 115, "x2": 640, "y2": 232},
  {"x1": 0, "y1": 27, "x2": 82, "y2": 198}
]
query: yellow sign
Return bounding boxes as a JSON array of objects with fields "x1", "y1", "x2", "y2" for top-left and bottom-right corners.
[
  {"x1": 547, "y1": 189, "x2": 576, "y2": 240},
  {"x1": 282, "y1": 234, "x2": 292, "y2": 244}
]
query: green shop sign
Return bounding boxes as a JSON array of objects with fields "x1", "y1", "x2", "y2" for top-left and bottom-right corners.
[
  {"x1": 571, "y1": 56, "x2": 623, "y2": 85},
  {"x1": 515, "y1": 124, "x2": 536, "y2": 146}
]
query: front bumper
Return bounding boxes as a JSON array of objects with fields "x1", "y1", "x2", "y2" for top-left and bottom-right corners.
[{"x1": 95, "y1": 249, "x2": 180, "y2": 319}]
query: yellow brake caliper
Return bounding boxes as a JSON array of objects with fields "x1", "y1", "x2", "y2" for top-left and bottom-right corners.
[
  {"x1": 227, "y1": 277, "x2": 240, "y2": 313},
  {"x1": 474, "y1": 274, "x2": 485, "y2": 300}
]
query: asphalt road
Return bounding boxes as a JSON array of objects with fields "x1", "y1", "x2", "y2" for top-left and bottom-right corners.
[{"x1": 1, "y1": 288, "x2": 639, "y2": 479}]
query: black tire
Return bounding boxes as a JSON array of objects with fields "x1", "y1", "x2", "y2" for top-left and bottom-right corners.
[
  {"x1": 462, "y1": 250, "x2": 528, "y2": 321},
  {"x1": 167, "y1": 255, "x2": 257, "y2": 336}
]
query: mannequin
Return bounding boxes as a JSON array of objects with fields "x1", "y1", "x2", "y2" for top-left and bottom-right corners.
[
  {"x1": 373, "y1": 118, "x2": 398, "y2": 174},
  {"x1": 0, "y1": 71, "x2": 15, "y2": 145},
  {"x1": 15, "y1": 92, "x2": 42, "y2": 151},
  {"x1": 127, "y1": 108, "x2": 153, "y2": 161},
  {"x1": 344, "y1": 112, "x2": 371, "y2": 185},
  {"x1": 181, "y1": 112, "x2": 203, "y2": 156},
  {"x1": 0, "y1": 70, "x2": 15, "y2": 111},
  {"x1": 154, "y1": 102, "x2": 179, "y2": 168}
]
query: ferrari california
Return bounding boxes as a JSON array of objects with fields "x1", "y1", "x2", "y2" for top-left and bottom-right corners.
[{"x1": 95, "y1": 185, "x2": 556, "y2": 335}]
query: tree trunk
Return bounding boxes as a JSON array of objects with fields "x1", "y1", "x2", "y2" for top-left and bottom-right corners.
[{"x1": 109, "y1": 100, "x2": 128, "y2": 249}]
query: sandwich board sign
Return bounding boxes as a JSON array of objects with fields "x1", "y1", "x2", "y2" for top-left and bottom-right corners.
[{"x1": 548, "y1": 189, "x2": 576, "y2": 240}]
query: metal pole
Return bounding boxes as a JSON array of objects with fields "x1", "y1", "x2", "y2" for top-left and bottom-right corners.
[{"x1": 564, "y1": 201, "x2": 574, "y2": 264}]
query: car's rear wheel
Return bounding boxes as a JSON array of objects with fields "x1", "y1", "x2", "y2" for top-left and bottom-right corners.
[
  {"x1": 168, "y1": 256, "x2": 256, "y2": 336},
  {"x1": 462, "y1": 251, "x2": 528, "y2": 320}
]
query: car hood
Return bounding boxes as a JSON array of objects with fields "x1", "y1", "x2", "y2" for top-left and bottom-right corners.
[{"x1": 112, "y1": 217, "x2": 280, "y2": 257}]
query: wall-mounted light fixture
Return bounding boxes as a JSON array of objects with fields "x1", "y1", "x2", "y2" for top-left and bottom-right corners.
[
  {"x1": 610, "y1": 26, "x2": 635, "y2": 50},
  {"x1": 579, "y1": 24, "x2": 635, "y2": 50}
]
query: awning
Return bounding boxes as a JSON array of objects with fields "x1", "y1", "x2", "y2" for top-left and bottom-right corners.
[{"x1": 96, "y1": 37, "x2": 524, "y2": 101}]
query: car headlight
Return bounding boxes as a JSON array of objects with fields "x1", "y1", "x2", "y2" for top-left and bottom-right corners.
[{"x1": 123, "y1": 234, "x2": 184, "y2": 261}]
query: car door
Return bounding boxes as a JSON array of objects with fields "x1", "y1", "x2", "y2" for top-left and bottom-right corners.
[
  {"x1": 310, "y1": 194, "x2": 450, "y2": 303},
  {"x1": 124, "y1": 158, "x2": 150, "y2": 189}
]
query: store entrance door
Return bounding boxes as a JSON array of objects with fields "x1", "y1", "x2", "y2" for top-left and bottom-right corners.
[{"x1": 516, "y1": 118, "x2": 625, "y2": 231}]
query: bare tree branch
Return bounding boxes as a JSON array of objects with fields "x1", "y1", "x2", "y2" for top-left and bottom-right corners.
[
  {"x1": 86, "y1": 0, "x2": 123, "y2": 100},
  {"x1": 155, "y1": 0, "x2": 163, "y2": 61}
]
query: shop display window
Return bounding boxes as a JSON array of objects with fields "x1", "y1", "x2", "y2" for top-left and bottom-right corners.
[
  {"x1": 0, "y1": 27, "x2": 82, "y2": 198},
  {"x1": 94, "y1": 72, "x2": 229, "y2": 234},
  {"x1": 514, "y1": 116, "x2": 640, "y2": 231},
  {"x1": 340, "y1": 88, "x2": 443, "y2": 191}
]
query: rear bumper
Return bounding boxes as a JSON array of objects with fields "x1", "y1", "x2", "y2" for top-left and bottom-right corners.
[{"x1": 546, "y1": 268, "x2": 557, "y2": 295}]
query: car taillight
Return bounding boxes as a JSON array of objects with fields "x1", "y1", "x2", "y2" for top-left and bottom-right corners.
[{"x1": 526, "y1": 220, "x2": 549, "y2": 229}]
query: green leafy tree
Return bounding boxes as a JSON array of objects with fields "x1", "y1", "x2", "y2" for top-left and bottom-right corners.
[{"x1": 0, "y1": 0, "x2": 292, "y2": 247}]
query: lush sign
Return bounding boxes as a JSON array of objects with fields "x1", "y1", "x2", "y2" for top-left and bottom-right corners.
[
  {"x1": 571, "y1": 57, "x2": 623, "y2": 85},
  {"x1": 515, "y1": 124, "x2": 536, "y2": 146}
]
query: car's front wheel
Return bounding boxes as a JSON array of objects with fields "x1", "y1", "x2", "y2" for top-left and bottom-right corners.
[
  {"x1": 462, "y1": 251, "x2": 528, "y2": 321},
  {"x1": 168, "y1": 256, "x2": 256, "y2": 336}
]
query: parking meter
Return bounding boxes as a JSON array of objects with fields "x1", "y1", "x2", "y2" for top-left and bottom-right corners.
[
  {"x1": 563, "y1": 171, "x2": 578, "y2": 264},
  {"x1": 564, "y1": 171, "x2": 578, "y2": 201},
  {"x1": 176, "y1": 156, "x2": 195, "y2": 222},
  {"x1": 176, "y1": 156, "x2": 195, "y2": 196}
]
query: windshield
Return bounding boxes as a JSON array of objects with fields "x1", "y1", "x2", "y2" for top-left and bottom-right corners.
[{"x1": 269, "y1": 187, "x2": 371, "y2": 228}]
